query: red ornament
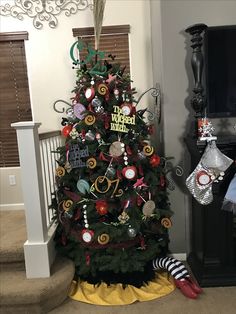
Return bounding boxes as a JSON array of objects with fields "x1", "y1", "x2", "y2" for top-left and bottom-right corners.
[
  {"x1": 74, "y1": 208, "x2": 81, "y2": 221},
  {"x1": 150, "y1": 154, "x2": 161, "y2": 167},
  {"x1": 85, "y1": 87, "x2": 95, "y2": 102},
  {"x1": 160, "y1": 175, "x2": 166, "y2": 188},
  {"x1": 126, "y1": 145, "x2": 133, "y2": 155},
  {"x1": 61, "y1": 125, "x2": 72, "y2": 137},
  {"x1": 137, "y1": 195, "x2": 144, "y2": 206},
  {"x1": 96, "y1": 200, "x2": 108, "y2": 215},
  {"x1": 148, "y1": 124, "x2": 155, "y2": 135},
  {"x1": 196, "y1": 170, "x2": 211, "y2": 186},
  {"x1": 122, "y1": 166, "x2": 137, "y2": 180},
  {"x1": 81, "y1": 229, "x2": 94, "y2": 243}
]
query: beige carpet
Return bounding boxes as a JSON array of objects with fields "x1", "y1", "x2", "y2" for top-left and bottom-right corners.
[
  {"x1": 0, "y1": 210, "x2": 27, "y2": 263},
  {"x1": 49, "y1": 285, "x2": 236, "y2": 314}
]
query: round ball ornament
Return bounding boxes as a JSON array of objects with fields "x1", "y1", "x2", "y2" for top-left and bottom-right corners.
[
  {"x1": 61, "y1": 125, "x2": 72, "y2": 137},
  {"x1": 85, "y1": 115, "x2": 96, "y2": 125},
  {"x1": 74, "y1": 103, "x2": 86, "y2": 120},
  {"x1": 137, "y1": 150, "x2": 146, "y2": 160},
  {"x1": 142, "y1": 200, "x2": 156, "y2": 217},
  {"x1": 106, "y1": 166, "x2": 116, "y2": 179},
  {"x1": 85, "y1": 130, "x2": 95, "y2": 141},
  {"x1": 56, "y1": 166, "x2": 65, "y2": 177},
  {"x1": 77, "y1": 179, "x2": 90, "y2": 194},
  {"x1": 95, "y1": 200, "x2": 108, "y2": 215},
  {"x1": 127, "y1": 226, "x2": 137, "y2": 238},
  {"x1": 92, "y1": 97, "x2": 104, "y2": 113},
  {"x1": 109, "y1": 141, "x2": 125, "y2": 157},
  {"x1": 122, "y1": 166, "x2": 137, "y2": 180},
  {"x1": 97, "y1": 233, "x2": 110, "y2": 245},
  {"x1": 150, "y1": 154, "x2": 161, "y2": 167},
  {"x1": 121, "y1": 103, "x2": 132, "y2": 116},
  {"x1": 197, "y1": 170, "x2": 212, "y2": 186},
  {"x1": 85, "y1": 87, "x2": 95, "y2": 101},
  {"x1": 92, "y1": 97, "x2": 102, "y2": 107},
  {"x1": 67, "y1": 108, "x2": 75, "y2": 120},
  {"x1": 97, "y1": 83, "x2": 108, "y2": 96},
  {"x1": 81, "y1": 229, "x2": 94, "y2": 243},
  {"x1": 143, "y1": 145, "x2": 154, "y2": 156}
]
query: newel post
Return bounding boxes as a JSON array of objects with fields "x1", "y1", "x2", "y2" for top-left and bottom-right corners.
[{"x1": 11, "y1": 121, "x2": 54, "y2": 278}]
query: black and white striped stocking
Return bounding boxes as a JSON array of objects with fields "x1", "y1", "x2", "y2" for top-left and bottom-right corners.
[{"x1": 152, "y1": 257, "x2": 189, "y2": 281}]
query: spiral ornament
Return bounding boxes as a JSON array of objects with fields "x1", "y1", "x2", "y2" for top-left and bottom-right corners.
[
  {"x1": 97, "y1": 84, "x2": 108, "y2": 95},
  {"x1": 143, "y1": 145, "x2": 154, "y2": 156},
  {"x1": 85, "y1": 115, "x2": 96, "y2": 125},
  {"x1": 62, "y1": 200, "x2": 73, "y2": 211},
  {"x1": 161, "y1": 217, "x2": 172, "y2": 229},
  {"x1": 87, "y1": 157, "x2": 97, "y2": 169},
  {"x1": 56, "y1": 166, "x2": 65, "y2": 177},
  {"x1": 98, "y1": 233, "x2": 110, "y2": 245}
]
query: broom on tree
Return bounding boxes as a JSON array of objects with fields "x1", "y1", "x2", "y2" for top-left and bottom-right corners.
[{"x1": 93, "y1": 0, "x2": 106, "y2": 56}]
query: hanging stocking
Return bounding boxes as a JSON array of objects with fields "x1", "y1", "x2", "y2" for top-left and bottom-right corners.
[
  {"x1": 152, "y1": 256, "x2": 202, "y2": 299},
  {"x1": 221, "y1": 174, "x2": 236, "y2": 215},
  {"x1": 186, "y1": 141, "x2": 233, "y2": 205}
]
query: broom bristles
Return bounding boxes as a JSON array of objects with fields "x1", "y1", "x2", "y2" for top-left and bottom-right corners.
[{"x1": 93, "y1": 0, "x2": 106, "y2": 51}]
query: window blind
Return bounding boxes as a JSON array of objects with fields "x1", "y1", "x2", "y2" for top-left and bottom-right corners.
[
  {"x1": 72, "y1": 25, "x2": 130, "y2": 73},
  {"x1": 0, "y1": 32, "x2": 32, "y2": 167}
]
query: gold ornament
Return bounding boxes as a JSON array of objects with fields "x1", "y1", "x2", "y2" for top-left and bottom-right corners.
[
  {"x1": 87, "y1": 157, "x2": 97, "y2": 169},
  {"x1": 98, "y1": 233, "x2": 110, "y2": 245},
  {"x1": 118, "y1": 211, "x2": 130, "y2": 224},
  {"x1": 161, "y1": 217, "x2": 172, "y2": 229},
  {"x1": 62, "y1": 200, "x2": 73, "y2": 211},
  {"x1": 85, "y1": 115, "x2": 96, "y2": 125},
  {"x1": 56, "y1": 166, "x2": 65, "y2": 177},
  {"x1": 97, "y1": 83, "x2": 108, "y2": 95},
  {"x1": 93, "y1": 176, "x2": 120, "y2": 198},
  {"x1": 143, "y1": 145, "x2": 154, "y2": 156}
]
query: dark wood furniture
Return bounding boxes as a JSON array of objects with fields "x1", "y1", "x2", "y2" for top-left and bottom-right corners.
[
  {"x1": 185, "y1": 24, "x2": 236, "y2": 287},
  {"x1": 186, "y1": 136, "x2": 236, "y2": 287}
]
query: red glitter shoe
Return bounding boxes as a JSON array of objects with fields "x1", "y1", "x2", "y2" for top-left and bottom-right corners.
[
  {"x1": 174, "y1": 279, "x2": 198, "y2": 299},
  {"x1": 186, "y1": 277, "x2": 203, "y2": 294}
]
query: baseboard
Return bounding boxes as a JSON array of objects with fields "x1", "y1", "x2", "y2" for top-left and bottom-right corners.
[
  {"x1": 169, "y1": 253, "x2": 187, "y2": 261},
  {"x1": 0, "y1": 203, "x2": 24, "y2": 211}
]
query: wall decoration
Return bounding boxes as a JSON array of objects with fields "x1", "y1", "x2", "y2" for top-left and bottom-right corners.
[{"x1": 0, "y1": 0, "x2": 93, "y2": 30}]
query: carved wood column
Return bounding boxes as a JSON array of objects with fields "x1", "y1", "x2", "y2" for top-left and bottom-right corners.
[{"x1": 185, "y1": 24, "x2": 207, "y2": 119}]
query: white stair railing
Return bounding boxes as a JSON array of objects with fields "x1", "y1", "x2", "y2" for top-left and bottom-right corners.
[{"x1": 11, "y1": 122, "x2": 61, "y2": 278}]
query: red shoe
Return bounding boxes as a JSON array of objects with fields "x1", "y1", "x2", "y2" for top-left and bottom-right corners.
[
  {"x1": 186, "y1": 277, "x2": 203, "y2": 294},
  {"x1": 174, "y1": 279, "x2": 198, "y2": 299}
]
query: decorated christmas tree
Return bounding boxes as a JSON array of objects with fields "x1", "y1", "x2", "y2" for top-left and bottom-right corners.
[{"x1": 53, "y1": 39, "x2": 173, "y2": 287}]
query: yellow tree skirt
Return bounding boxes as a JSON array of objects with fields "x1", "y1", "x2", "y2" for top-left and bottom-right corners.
[{"x1": 69, "y1": 272, "x2": 175, "y2": 305}]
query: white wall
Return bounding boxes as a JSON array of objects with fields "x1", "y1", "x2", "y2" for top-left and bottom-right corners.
[
  {"x1": 155, "y1": 0, "x2": 236, "y2": 253},
  {"x1": 0, "y1": 1, "x2": 154, "y2": 207}
]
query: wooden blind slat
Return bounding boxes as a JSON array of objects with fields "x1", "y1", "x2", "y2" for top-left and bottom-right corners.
[
  {"x1": 0, "y1": 33, "x2": 32, "y2": 167},
  {"x1": 72, "y1": 25, "x2": 130, "y2": 37}
]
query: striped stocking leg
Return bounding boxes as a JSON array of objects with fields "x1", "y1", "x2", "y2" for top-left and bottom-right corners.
[{"x1": 152, "y1": 257, "x2": 189, "y2": 281}]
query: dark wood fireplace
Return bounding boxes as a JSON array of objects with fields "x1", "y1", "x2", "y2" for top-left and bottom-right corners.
[{"x1": 185, "y1": 23, "x2": 236, "y2": 287}]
